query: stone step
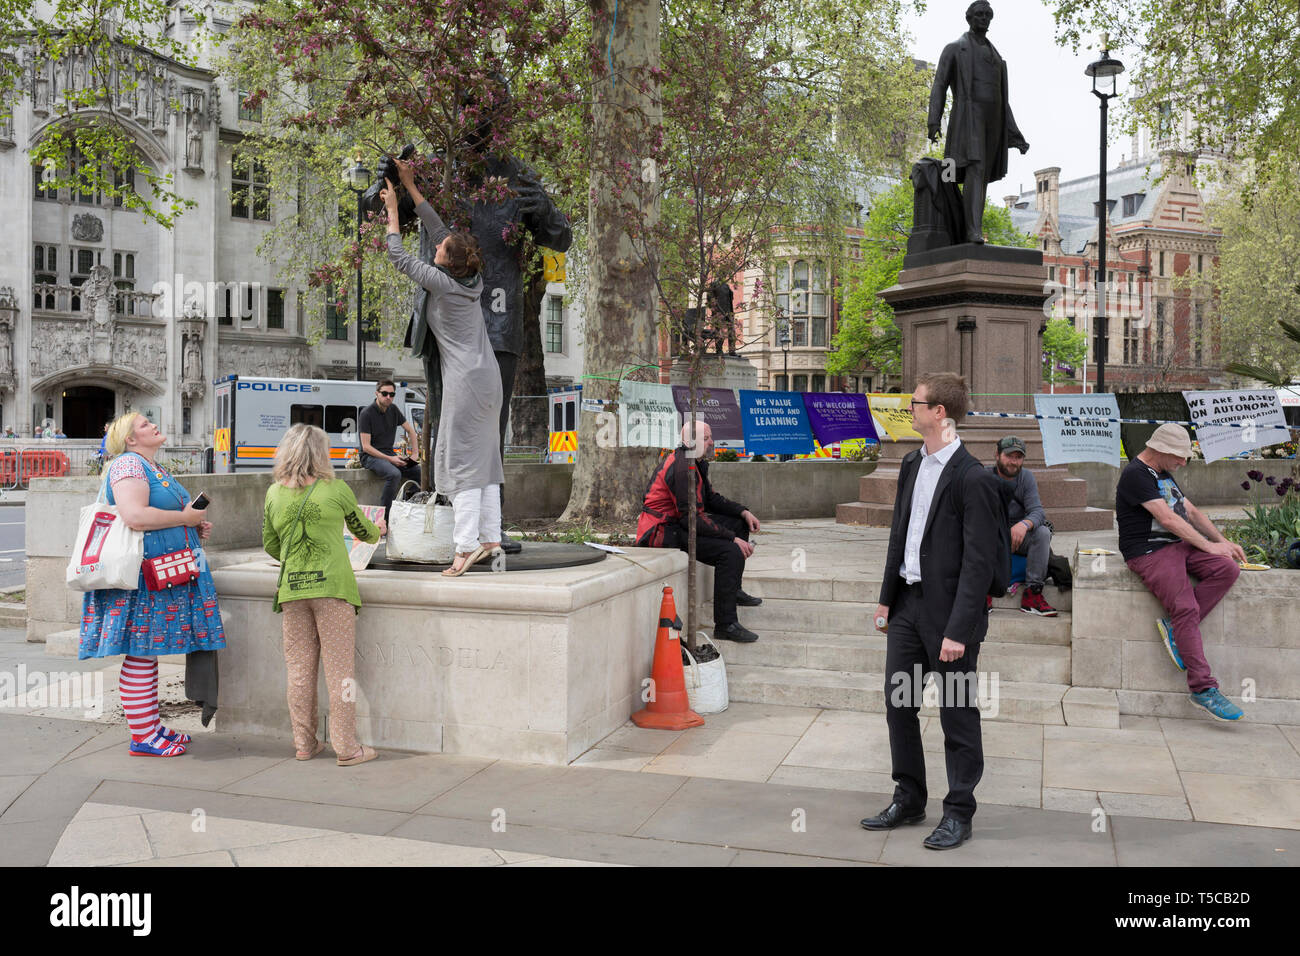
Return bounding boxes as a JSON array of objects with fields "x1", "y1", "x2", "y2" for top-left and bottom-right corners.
[
  {"x1": 855, "y1": 467, "x2": 1091, "y2": 508},
  {"x1": 717, "y1": 597, "x2": 1072, "y2": 645},
  {"x1": 720, "y1": 632, "x2": 1070, "y2": 683},
  {"x1": 725, "y1": 663, "x2": 1067, "y2": 725},
  {"x1": 0, "y1": 603, "x2": 26, "y2": 628},
  {"x1": 740, "y1": 574, "x2": 1074, "y2": 610},
  {"x1": 45, "y1": 629, "x2": 80, "y2": 658},
  {"x1": 1116, "y1": 689, "x2": 1300, "y2": 727},
  {"x1": 838, "y1": 499, "x2": 1112, "y2": 531}
]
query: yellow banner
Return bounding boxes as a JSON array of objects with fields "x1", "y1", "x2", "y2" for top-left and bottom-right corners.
[
  {"x1": 542, "y1": 250, "x2": 566, "y2": 283},
  {"x1": 867, "y1": 394, "x2": 921, "y2": 441}
]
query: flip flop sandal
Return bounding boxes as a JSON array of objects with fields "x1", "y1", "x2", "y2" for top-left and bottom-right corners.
[
  {"x1": 442, "y1": 546, "x2": 488, "y2": 577},
  {"x1": 337, "y1": 745, "x2": 378, "y2": 767},
  {"x1": 296, "y1": 740, "x2": 326, "y2": 760}
]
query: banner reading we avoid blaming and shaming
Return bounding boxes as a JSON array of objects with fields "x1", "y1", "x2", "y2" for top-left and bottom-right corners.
[
  {"x1": 738, "y1": 390, "x2": 815, "y2": 455},
  {"x1": 1182, "y1": 389, "x2": 1290, "y2": 463},
  {"x1": 1033, "y1": 393, "x2": 1122, "y2": 466}
]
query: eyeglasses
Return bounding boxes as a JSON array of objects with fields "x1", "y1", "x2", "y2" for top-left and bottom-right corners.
[
  {"x1": 378, "y1": 391, "x2": 395, "y2": 398},
  {"x1": 909, "y1": 400, "x2": 935, "y2": 408}
]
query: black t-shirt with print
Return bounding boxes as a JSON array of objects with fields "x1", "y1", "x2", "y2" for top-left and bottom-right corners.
[{"x1": 1115, "y1": 458, "x2": 1189, "y2": 560}]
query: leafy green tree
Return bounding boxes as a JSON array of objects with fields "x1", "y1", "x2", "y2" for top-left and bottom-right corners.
[
  {"x1": 827, "y1": 176, "x2": 1034, "y2": 381},
  {"x1": 1, "y1": 0, "x2": 205, "y2": 225},
  {"x1": 1049, "y1": 0, "x2": 1300, "y2": 175},
  {"x1": 1041, "y1": 317, "x2": 1087, "y2": 385}
]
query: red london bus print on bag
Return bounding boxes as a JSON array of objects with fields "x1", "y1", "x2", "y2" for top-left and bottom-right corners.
[{"x1": 143, "y1": 549, "x2": 201, "y2": 590}]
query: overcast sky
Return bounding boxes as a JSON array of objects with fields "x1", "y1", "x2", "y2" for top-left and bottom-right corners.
[{"x1": 903, "y1": 0, "x2": 1134, "y2": 196}]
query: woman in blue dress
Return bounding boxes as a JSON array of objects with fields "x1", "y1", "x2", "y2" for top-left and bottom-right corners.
[{"x1": 79, "y1": 412, "x2": 227, "y2": 756}]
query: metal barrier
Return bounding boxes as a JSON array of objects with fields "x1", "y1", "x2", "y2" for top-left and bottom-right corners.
[
  {"x1": 504, "y1": 444, "x2": 546, "y2": 463},
  {"x1": 0, "y1": 442, "x2": 210, "y2": 487}
]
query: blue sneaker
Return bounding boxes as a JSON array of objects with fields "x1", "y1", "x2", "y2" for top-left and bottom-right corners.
[
  {"x1": 1189, "y1": 688, "x2": 1244, "y2": 722},
  {"x1": 1156, "y1": 617, "x2": 1185, "y2": 671}
]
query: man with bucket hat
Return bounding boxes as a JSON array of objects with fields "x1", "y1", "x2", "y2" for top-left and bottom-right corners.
[{"x1": 1115, "y1": 423, "x2": 1247, "y2": 721}]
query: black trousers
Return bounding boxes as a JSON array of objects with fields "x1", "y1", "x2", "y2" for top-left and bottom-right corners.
[
  {"x1": 884, "y1": 581, "x2": 984, "y2": 823},
  {"x1": 659, "y1": 513, "x2": 749, "y2": 626}
]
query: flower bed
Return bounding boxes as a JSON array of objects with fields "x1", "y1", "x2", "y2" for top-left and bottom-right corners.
[{"x1": 1223, "y1": 470, "x2": 1300, "y2": 567}]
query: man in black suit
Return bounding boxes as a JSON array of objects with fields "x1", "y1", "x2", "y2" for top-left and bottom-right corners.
[{"x1": 860, "y1": 372, "x2": 1002, "y2": 850}]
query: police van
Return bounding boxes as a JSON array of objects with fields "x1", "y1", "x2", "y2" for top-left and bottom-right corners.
[{"x1": 212, "y1": 376, "x2": 425, "y2": 473}]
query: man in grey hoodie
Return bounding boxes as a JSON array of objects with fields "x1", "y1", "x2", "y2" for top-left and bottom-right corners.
[{"x1": 987, "y1": 435, "x2": 1058, "y2": 616}]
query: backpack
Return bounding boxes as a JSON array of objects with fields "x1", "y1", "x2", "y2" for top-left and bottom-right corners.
[{"x1": 951, "y1": 455, "x2": 1013, "y2": 597}]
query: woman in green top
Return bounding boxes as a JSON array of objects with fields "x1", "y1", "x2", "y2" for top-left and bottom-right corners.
[{"x1": 263, "y1": 424, "x2": 386, "y2": 767}]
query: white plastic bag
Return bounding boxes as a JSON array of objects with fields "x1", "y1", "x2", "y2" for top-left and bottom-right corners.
[
  {"x1": 65, "y1": 476, "x2": 143, "y2": 591},
  {"x1": 683, "y1": 631, "x2": 729, "y2": 714},
  {"x1": 386, "y1": 480, "x2": 455, "y2": 564}
]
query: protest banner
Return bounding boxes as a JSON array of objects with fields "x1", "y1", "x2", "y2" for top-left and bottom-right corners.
[
  {"x1": 1183, "y1": 389, "x2": 1290, "y2": 463},
  {"x1": 867, "y1": 393, "x2": 921, "y2": 440},
  {"x1": 671, "y1": 385, "x2": 745, "y2": 443},
  {"x1": 803, "y1": 392, "x2": 879, "y2": 446},
  {"x1": 618, "y1": 381, "x2": 678, "y2": 449},
  {"x1": 1032, "y1": 393, "x2": 1121, "y2": 466},
  {"x1": 738, "y1": 390, "x2": 815, "y2": 455}
]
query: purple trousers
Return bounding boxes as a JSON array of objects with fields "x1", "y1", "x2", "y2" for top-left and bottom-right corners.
[{"x1": 1126, "y1": 541, "x2": 1240, "y2": 693}]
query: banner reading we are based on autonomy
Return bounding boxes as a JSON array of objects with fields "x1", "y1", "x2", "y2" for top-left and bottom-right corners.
[
  {"x1": 1033, "y1": 393, "x2": 1122, "y2": 466},
  {"x1": 1183, "y1": 389, "x2": 1290, "y2": 463},
  {"x1": 737, "y1": 390, "x2": 815, "y2": 455}
]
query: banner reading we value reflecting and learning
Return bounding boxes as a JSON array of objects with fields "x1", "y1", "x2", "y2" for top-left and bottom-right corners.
[
  {"x1": 737, "y1": 390, "x2": 815, "y2": 455},
  {"x1": 867, "y1": 394, "x2": 921, "y2": 440}
]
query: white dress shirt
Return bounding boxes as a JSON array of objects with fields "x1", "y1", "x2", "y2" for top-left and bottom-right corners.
[{"x1": 899, "y1": 437, "x2": 961, "y2": 584}]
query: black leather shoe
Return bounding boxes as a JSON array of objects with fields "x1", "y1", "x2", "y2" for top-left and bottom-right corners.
[
  {"x1": 859, "y1": 802, "x2": 926, "y2": 830},
  {"x1": 735, "y1": 591, "x2": 762, "y2": 607},
  {"x1": 501, "y1": 538, "x2": 522, "y2": 555},
  {"x1": 714, "y1": 622, "x2": 758, "y2": 643},
  {"x1": 922, "y1": 816, "x2": 972, "y2": 850}
]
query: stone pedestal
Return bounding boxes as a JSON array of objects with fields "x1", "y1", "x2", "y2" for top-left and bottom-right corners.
[
  {"x1": 669, "y1": 353, "x2": 757, "y2": 392},
  {"x1": 837, "y1": 247, "x2": 1112, "y2": 531},
  {"x1": 210, "y1": 549, "x2": 688, "y2": 765}
]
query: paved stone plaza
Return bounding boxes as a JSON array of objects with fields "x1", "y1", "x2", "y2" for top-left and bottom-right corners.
[{"x1": 3, "y1": 517, "x2": 1298, "y2": 866}]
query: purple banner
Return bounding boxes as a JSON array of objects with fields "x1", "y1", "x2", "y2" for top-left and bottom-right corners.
[
  {"x1": 671, "y1": 385, "x2": 745, "y2": 443},
  {"x1": 803, "y1": 392, "x2": 879, "y2": 445}
]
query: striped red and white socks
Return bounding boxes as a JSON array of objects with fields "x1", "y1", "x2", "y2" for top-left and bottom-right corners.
[{"x1": 120, "y1": 655, "x2": 187, "y2": 756}]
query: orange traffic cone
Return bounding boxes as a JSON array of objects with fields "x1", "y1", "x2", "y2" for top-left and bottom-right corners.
[{"x1": 631, "y1": 587, "x2": 705, "y2": 730}]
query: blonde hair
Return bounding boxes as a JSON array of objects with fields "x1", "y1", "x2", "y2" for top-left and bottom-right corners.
[
  {"x1": 272, "y1": 424, "x2": 335, "y2": 488},
  {"x1": 105, "y1": 412, "x2": 145, "y2": 460}
]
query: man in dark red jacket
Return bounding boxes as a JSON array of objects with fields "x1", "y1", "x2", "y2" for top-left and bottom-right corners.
[{"x1": 635, "y1": 422, "x2": 763, "y2": 642}]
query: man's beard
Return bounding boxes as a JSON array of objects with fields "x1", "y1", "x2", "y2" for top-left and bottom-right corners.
[{"x1": 997, "y1": 462, "x2": 1020, "y2": 478}]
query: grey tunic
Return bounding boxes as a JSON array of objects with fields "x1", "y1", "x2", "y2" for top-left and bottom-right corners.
[{"x1": 387, "y1": 202, "x2": 504, "y2": 497}]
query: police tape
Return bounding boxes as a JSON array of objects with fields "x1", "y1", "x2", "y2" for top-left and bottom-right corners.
[{"x1": 965, "y1": 411, "x2": 1257, "y2": 428}]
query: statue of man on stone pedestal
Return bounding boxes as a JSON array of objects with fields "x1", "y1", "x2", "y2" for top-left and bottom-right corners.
[{"x1": 928, "y1": 0, "x2": 1029, "y2": 244}]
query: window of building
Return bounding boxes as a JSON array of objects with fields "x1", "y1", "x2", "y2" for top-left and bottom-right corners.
[
  {"x1": 237, "y1": 87, "x2": 262, "y2": 123},
  {"x1": 231, "y1": 151, "x2": 270, "y2": 221},
  {"x1": 325, "y1": 286, "x2": 347, "y2": 340},
  {"x1": 33, "y1": 162, "x2": 57, "y2": 201},
  {"x1": 113, "y1": 252, "x2": 136, "y2": 314},
  {"x1": 845, "y1": 376, "x2": 857, "y2": 392},
  {"x1": 792, "y1": 374, "x2": 808, "y2": 392},
  {"x1": 1197, "y1": 254, "x2": 1204, "y2": 273},
  {"x1": 113, "y1": 167, "x2": 135, "y2": 208},
  {"x1": 1048, "y1": 266, "x2": 1056, "y2": 283},
  {"x1": 1156, "y1": 101, "x2": 1174, "y2": 140},
  {"x1": 33, "y1": 244, "x2": 57, "y2": 309},
  {"x1": 1158, "y1": 251, "x2": 1165, "y2": 276},
  {"x1": 774, "y1": 374, "x2": 788, "y2": 391},
  {"x1": 182, "y1": 405, "x2": 192, "y2": 435},
  {"x1": 545, "y1": 294, "x2": 564, "y2": 353},
  {"x1": 1124, "y1": 317, "x2": 1139, "y2": 364},
  {"x1": 772, "y1": 259, "x2": 827, "y2": 348},
  {"x1": 862, "y1": 377, "x2": 873, "y2": 393},
  {"x1": 219, "y1": 287, "x2": 233, "y2": 326},
  {"x1": 1155, "y1": 301, "x2": 1166, "y2": 365},
  {"x1": 811, "y1": 374, "x2": 825, "y2": 393},
  {"x1": 363, "y1": 310, "x2": 380, "y2": 343},
  {"x1": 1122, "y1": 193, "x2": 1144, "y2": 217},
  {"x1": 1193, "y1": 305, "x2": 1203, "y2": 365},
  {"x1": 70, "y1": 248, "x2": 98, "y2": 311},
  {"x1": 267, "y1": 288, "x2": 285, "y2": 329}
]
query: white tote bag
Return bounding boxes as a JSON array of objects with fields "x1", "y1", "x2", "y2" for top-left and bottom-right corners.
[
  {"x1": 66, "y1": 473, "x2": 144, "y2": 591},
  {"x1": 683, "y1": 632, "x2": 729, "y2": 715},
  {"x1": 386, "y1": 480, "x2": 455, "y2": 564}
]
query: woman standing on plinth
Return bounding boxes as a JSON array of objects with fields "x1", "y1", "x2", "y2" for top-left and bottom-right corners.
[
  {"x1": 79, "y1": 412, "x2": 225, "y2": 756},
  {"x1": 381, "y1": 157, "x2": 505, "y2": 577},
  {"x1": 263, "y1": 424, "x2": 385, "y2": 766}
]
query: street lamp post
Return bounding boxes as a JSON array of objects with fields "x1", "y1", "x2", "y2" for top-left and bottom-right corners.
[
  {"x1": 344, "y1": 156, "x2": 372, "y2": 381},
  {"x1": 1086, "y1": 38, "x2": 1125, "y2": 394}
]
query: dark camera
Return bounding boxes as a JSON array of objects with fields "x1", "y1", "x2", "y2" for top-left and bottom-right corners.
[{"x1": 363, "y1": 143, "x2": 417, "y2": 225}]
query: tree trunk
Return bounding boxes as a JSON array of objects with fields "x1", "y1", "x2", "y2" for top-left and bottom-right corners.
[
  {"x1": 562, "y1": 0, "x2": 662, "y2": 523},
  {"x1": 513, "y1": 261, "x2": 550, "y2": 456}
]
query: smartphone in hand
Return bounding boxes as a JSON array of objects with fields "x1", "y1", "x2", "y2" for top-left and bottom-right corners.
[{"x1": 191, "y1": 492, "x2": 211, "y2": 510}]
